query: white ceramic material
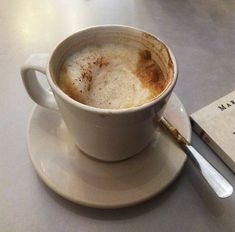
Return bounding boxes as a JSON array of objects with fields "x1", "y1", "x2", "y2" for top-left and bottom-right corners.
[
  {"x1": 27, "y1": 93, "x2": 191, "y2": 208},
  {"x1": 21, "y1": 25, "x2": 178, "y2": 161}
]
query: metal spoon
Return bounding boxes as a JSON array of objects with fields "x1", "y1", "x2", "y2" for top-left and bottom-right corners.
[{"x1": 160, "y1": 117, "x2": 233, "y2": 198}]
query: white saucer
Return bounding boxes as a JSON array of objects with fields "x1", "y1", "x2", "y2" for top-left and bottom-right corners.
[{"x1": 27, "y1": 93, "x2": 191, "y2": 208}]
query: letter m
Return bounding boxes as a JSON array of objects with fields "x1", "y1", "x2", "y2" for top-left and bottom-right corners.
[{"x1": 218, "y1": 104, "x2": 226, "y2": 111}]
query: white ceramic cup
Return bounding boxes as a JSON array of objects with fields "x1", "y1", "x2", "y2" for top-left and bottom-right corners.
[{"x1": 21, "y1": 25, "x2": 177, "y2": 162}]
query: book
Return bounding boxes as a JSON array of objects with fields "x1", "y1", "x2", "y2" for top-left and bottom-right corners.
[{"x1": 190, "y1": 90, "x2": 235, "y2": 173}]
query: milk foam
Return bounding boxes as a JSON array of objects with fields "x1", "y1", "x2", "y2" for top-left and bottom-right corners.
[{"x1": 59, "y1": 44, "x2": 161, "y2": 109}]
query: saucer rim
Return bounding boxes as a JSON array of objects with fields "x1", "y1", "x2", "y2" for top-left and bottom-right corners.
[{"x1": 26, "y1": 93, "x2": 191, "y2": 208}]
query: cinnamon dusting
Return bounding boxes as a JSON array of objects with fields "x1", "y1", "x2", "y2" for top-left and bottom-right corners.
[
  {"x1": 61, "y1": 55, "x2": 110, "y2": 99},
  {"x1": 93, "y1": 56, "x2": 109, "y2": 68},
  {"x1": 135, "y1": 50, "x2": 168, "y2": 97}
]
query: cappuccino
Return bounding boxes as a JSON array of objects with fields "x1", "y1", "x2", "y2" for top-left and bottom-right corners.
[{"x1": 58, "y1": 43, "x2": 170, "y2": 109}]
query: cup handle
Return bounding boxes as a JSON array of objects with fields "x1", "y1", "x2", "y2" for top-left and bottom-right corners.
[{"x1": 21, "y1": 53, "x2": 58, "y2": 111}]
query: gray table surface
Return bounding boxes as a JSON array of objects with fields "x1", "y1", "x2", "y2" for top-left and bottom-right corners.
[{"x1": 1, "y1": 0, "x2": 235, "y2": 231}]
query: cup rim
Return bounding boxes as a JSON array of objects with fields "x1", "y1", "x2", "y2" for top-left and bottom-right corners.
[{"x1": 47, "y1": 24, "x2": 178, "y2": 115}]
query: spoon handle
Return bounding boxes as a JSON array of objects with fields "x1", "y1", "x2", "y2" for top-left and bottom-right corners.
[
  {"x1": 160, "y1": 117, "x2": 233, "y2": 198},
  {"x1": 184, "y1": 144, "x2": 233, "y2": 198}
]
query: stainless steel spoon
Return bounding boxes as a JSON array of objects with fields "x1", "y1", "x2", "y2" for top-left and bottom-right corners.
[{"x1": 160, "y1": 117, "x2": 233, "y2": 198}]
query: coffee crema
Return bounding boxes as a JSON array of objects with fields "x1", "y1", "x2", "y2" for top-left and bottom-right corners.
[{"x1": 58, "y1": 43, "x2": 171, "y2": 109}]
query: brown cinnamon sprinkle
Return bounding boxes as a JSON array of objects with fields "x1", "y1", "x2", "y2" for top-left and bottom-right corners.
[
  {"x1": 135, "y1": 50, "x2": 167, "y2": 97},
  {"x1": 81, "y1": 69, "x2": 92, "y2": 82},
  {"x1": 93, "y1": 56, "x2": 109, "y2": 67},
  {"x1": 78, "y1": 56, "x2": 109, "y2": 92},
  {"x1": 80, "y1": 56, "x2": 109, "y2": 82}
]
